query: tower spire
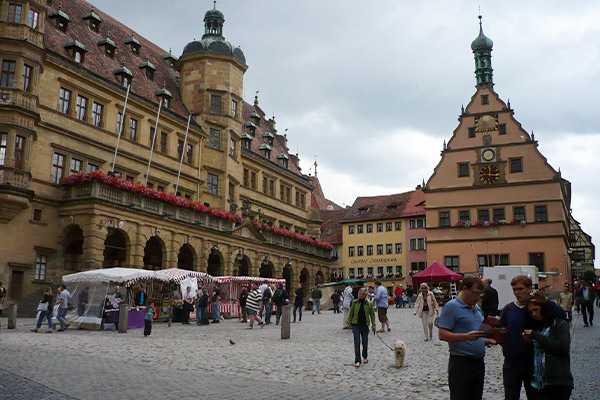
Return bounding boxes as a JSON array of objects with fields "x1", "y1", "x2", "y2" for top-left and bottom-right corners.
[{"x1": 471, "y1": 15, "x2": 494, "y2": 87}]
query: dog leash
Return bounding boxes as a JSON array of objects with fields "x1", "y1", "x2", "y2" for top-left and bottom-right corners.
[{"x1": 375, "y1": 331, "x2": 395, "y2": 351}]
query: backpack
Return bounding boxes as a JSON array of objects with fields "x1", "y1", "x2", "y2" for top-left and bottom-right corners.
[
  {"x1": 263, "y1": 287, "x2": 272, "y2": 301},
  {"x1": 272, "y1": 289, "x2": 283, "y2": 304}
]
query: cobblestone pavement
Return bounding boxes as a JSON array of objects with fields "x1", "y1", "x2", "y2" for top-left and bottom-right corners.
[
  {"x1": 0, "y1": 307, "x2": 525, "y2": 399},
  {"x1": 571, "y1": 303, "x2": 599, "y2": 400}
]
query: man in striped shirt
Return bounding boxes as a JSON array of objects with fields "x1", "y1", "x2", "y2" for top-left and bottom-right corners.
[{"x1": 246, "y1": 282, "x2": 264, "y2": 329}]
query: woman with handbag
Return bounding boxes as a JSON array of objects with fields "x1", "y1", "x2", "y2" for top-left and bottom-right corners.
[
  {"x1": 182, "y1": 286, "x2": 194, "y2": 325},
  {"x1": 414, "y1": 283, "x2": 439, "y2": 341},
  {"x1": 31, "y1": 287, "x2": 54, "y2": 333}
]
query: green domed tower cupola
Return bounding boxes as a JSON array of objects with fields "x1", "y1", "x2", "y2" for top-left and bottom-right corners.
[
  {"x1": 471, "y1": 15, "x2": 494, "y2": 87},
  {"x1": 204, "y1": 2, "x2": 225, "y2": 40}
]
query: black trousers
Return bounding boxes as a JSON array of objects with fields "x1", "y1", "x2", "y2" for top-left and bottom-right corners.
[
  {"x1": 448, "y1": 355, "x2": 484, "y2": 400},
  {"x1": 533, "y1": 385, "x2": 572, "y2": 400},
  {"x1": 144, "y1": 319, "x2": 152, "y2": 336},
  {"x1": 581, "y1": 300, "x2": 594, "y2": 325}
]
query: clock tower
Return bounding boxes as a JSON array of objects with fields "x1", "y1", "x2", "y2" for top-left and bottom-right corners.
[{"x1": 423, "y1": 17, "x2": 579, "y2": 294}]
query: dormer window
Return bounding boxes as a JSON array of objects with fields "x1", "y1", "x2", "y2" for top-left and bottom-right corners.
[
  {"x1": 65, "y1": 35, "x2": 87, "y2": 64},
  {"x1": 114, "y1": 62, "x2": 133, "y2": 88},
  {"x1": 139, "y1": 57, "x2": 156, "y2": 80},
  {"x1": 124, "y1": 33, "x2": 141, "y2": 56},
  {"x1": 262, "y1": 132, "x2": 274, "y2": 146},
  {"x1": 98, "y1": 34, "x2": 117, "y2": 59},
  {"x1": 277, "y1": 153, "x2": 289, "y2": 169},
  {"x1": 82, "y1": 7, "x2": 102, "y2": 33},
  {"x1": 162, "y1": 49, "x2": 178, "y2": 69},
  {"x1": 259, "y1": 143, "x2": 271, "y2": 159},
  {"x1": 244, "y1": 121, "x2": 256, "y2": 136},
  {"x1": 249, "y1": 112, "x2": 260, "y2": 127},
  {"x1": 155, "y1": 84, "x2": 173, "y2": 109},
  {"x1": 241, "y1": 133, "x2": 252, "y2": 150},
  {"x1": 49, "y1": 4, "x2": 71, "y2": 33}
]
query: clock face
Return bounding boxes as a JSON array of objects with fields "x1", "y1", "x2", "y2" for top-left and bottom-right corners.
[
  {"x1": 479, "y1": 165, "x2": 500, "y2": 184},
  {"x1": 475, "y1": 114, "x2": 498, "y2": 132},
  {"x1": 482, "y1": 148, "x2": 496, "y2": 162}
]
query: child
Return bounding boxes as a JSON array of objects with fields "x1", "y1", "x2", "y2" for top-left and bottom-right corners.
[{"x1": 144, "y1": 302, "x2": 154, "y2": 337}]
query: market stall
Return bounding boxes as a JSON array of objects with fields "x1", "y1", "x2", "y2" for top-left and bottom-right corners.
[
  {"x1": 411, "y1": 261, "x2": 463, "y2": 305},
  {"x1": 315, "y1": 279, "x2": 364, "y2": 310},
  {"x1": 213, "y1": 276, "x2": 286, "y2": 317},
  {"x1": 155, "y1": 268, "x2": 216, "y2": 322},
  {"x1": 62, "y1": 267, "x2": 169, "y2": 330}
]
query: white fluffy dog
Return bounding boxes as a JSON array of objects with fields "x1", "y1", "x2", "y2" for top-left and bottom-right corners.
[{"x1": 393, "y1": 340, "x2": 406, "y2": 368}]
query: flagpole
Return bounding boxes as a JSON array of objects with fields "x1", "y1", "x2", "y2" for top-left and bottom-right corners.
[
  {"x1": 111, "y1": 84, "x2": 131, "y2": 174},
  {"x1": 145, "y1": 99, "x2": 163, "y2": 186},
  {"x1": 174, "y1": 114, "x2": 192, "y2": 195}
]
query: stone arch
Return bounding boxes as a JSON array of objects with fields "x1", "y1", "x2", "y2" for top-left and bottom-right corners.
[
  {"x1": 103, "y1": 229, "x2": 129, "y2": 268},
  {"x1": 143, "y1": 236, "x2": 166, "y2": 270},
  {"x1": 207, "y1": 248, "x2": 223, "y2": 277},
  {"x1": 315, "y1": 270, "x2": 325, "y2": 285},
  {"x1": 282, "y1": 263, "x2": 293, "y2": 293},
  {"x1": 259, "y1": 259, "x2": 274, "y2": 278},
  {"x1": 300, "y1": 267, "x2": 310, "y2": 285},
  {"x1": 63, "y1": 225, "x2": 84, "y2": 270},
  {"x1": 236, "y1": 255, "x2": 251, "y2": 277},
  {"x1": 177, "y1": 243, "x2": 196, "y2": 270}
]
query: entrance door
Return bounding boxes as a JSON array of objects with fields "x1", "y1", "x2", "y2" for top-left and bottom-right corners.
[{"x1": 9, "y1": 270, "x2": 24, "y2": 300}]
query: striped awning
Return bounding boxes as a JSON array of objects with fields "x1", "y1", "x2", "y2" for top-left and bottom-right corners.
[
  {"x1": 156, "y1": 268, "x2": 216, "y2": 283},
  {"x1": 215, "y1": 276, "x2": 285, "y2": 285}
]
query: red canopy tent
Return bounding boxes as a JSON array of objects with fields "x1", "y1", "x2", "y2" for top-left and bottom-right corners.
[{"x1": 411, "y1": 261, "x2": 463, "y2": 285}]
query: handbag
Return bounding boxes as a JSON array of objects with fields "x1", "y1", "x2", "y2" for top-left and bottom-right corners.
[{"x1": 37, "y1": 302, "x2": 48, "y2": 312}]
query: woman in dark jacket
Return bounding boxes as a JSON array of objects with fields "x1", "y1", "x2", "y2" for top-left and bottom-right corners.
[
  {"x1": 523, "y1": 298, "x2": 573, "y2": 400},
  {"x1": 293, "y1": 283, "x2": 304, "y2": 323},
  {"x1": 32, "y1": 286, "x2": 54, "y2": 333},
  {"x1": 347, "y1": 288, "x2": 376, "y2": 367}
]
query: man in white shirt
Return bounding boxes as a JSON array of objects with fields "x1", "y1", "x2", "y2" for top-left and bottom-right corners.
[
  {"x1": 258, "y1": 280, "x2": 269, "y2": 319},
  {"x1": 57, "y1": 283, "x2": 71, "y2": 331}
]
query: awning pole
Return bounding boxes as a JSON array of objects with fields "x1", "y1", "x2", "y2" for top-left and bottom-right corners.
[
  {"x1": 111, "y1": 84, "x2": 131, "y2": 174},
  {"x1": 174, "y1": 114, "x2": 192, "y2": 195},
  {"x1": 145, "y1": 99, "x2": 163, "y2": 186}
]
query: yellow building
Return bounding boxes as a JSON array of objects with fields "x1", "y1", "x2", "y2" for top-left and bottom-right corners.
[
  {"x1": 0, "y1": 1, "x2": 332, "y2": 314},
  {"x1": 340, "y1": 190, "x2": 425, "y2": 291},
  {"x1": 424, "y1": 18, "x2": 593, "y2": 293}
]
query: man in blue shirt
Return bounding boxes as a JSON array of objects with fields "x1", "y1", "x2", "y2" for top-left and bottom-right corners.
[
  {"x1": 439, "y1": 275, "x2": 495, "y2": 400},
  {"x1": 374, "y1": 281, "x2": 390, "y2": 332}
]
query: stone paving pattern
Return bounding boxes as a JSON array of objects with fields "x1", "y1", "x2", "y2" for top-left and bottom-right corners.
[
  {"x1": 0, "y1": 304, "x2": 597, "y2": 399},
  {"x1": 570, "y1": 304, "x2": 599, "y2": 400}
]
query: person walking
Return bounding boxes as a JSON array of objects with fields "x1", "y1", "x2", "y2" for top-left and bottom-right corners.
[
  {"x1": 182, "y1": 286, "x2": 194, "y2": 325},
  {"x1": 331, "y1": 290, "x2": 341, "y2": 313},
  {"x1": 342, "y1": 283, "x2": 354, "y2": 329},
  {"x1": 438, "y1": 276, "x2": 497, "y2": 400},
  {"x1": 481, "y1": 278, "x2": 499, "y2": 318},
  {"x1": 406, "y1": 285, "x2": 414, "y2": 308},
  {"x1": 77, "y1": 287, "x2": 89, "y2": 316},
  {"x1": 414, "y1": 282, "x2": 439, "y2": 341},
  {"x1": 262, "y1": 284, "x2": 273, "y2": 324},
  {"x1": 272, "y1": 283, "x2": 289, "y2": 325},
  {"x1": 56, "y1": 283, "x2": 71, "y2": 332},
  {"x1": 523, "y1": 298, "x2": 573, "y2": 400},
  {"x1": 557, "y1": 283, "x2": 573, "y2": 324},
  {"x1": 246, "y1": 282, "x2": 263, "y2": 329},
  {"x1": 347, "y1": 288, "x2": 376, "y2": 367},
  {"x1": 197, "y1": 288, "x2": 209, "y2": 325},
  {"x1": 293, "y1": 282, "x2": 304, "y2": 323},
  {"x1": 573, "y1": 281, "x2": 583, "y2": 314},
  {"x1": 374, "y1": 281, "x2": 391, "y2": 332},
  {"x1": 238, "y1": 286, "x2": 248, "y2": 323},
  {"x1": 31, "y1": 286, "x2": 54, "y2": 333},
  {"x1": 580, "y1": 281, "x2": 594, "y2": 327},
  {"x1": 311, "y1": 284, "x2": 323, "y2": 314},
  {"x1": 144, "y1": 301, "x2": 154, "y2": 337},
  {"x1": 211, "y1": 284, "x2": 221, "y2": 323}
]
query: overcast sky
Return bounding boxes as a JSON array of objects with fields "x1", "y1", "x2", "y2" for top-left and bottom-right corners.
[{"x1": 95, "y1": 0, "x2": 599, "y2": 251}]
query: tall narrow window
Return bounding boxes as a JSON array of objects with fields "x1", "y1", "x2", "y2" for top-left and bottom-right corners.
[
  {"x1": 439, "y1": 211, "x2": 450, "y2": 227},
  {"x1": 59, "y1": 88, "x2": 71, "y2": 114},
  {"x1": 269, "y1": 180, "x2": 274, "y2": 197},
  {"x1": 209, "y1": 129, "x2": 221, "y2": 149},
  {"x1": 534, "y1": 205, "x2": 548, "y2": 222},
  {"x1": 513, "y1": 206, "x2": 526, "y2": 221},
  {"x1": 263, "y1": 177, "x2": 268, "y2": 194},
  {"x1": 229, "y1": 139, "x2": 235, "y2": 157},
  {"x1": 210, "y1": 95, "x2": 222, "y2": 114},
  {"x1": 14, "y1": 135, "x2": 24, "y2": 169},
  {"x1": 129, "y1": 118, "x2": 137, "y2": 141},
  {"x1": 149, "y1": 127, "x2": 156, "y2": 147},
  {"x1": 0, "y1": 133, "x2": 7, "y2": 166},
  {"x1": 29, "y1": 9, "x2": 40, "y2": 29},
  {"x1": 493, "y1": 208, "x2": 505, "y2": 222},
  {"x1": 207, "y1": 173, "x2": 218, "y2": 195},
  {"x1": 1, "y1": 61, "x2": 16, "y2": 88},
  {"x1": 76, "y1": 95, "x2": 88, "y2": 121},
  {"x1": 22, "y1": 64, "x2": 32, "y2": 92},
  {"x1": 92, "y1": 102, "x2": 103, "y2": 127},
  {"x1": 8, "y1": 4, "x2": 22, "y2": 23},
  {"x1": 231, "y1": 100, "x2": 238, "y2": 118},
  {"x1": 250, "y1": 171, "x2": 256, "y2": 190},
  {"x1": 186, "y1": 144, "x2": 193, "y2": 164},
  {"x1": 51, "y1": 153, "x2": 65, "y2": 183},
  {"x1": 243, "y1": 169, "x2": 248, "y2": 187},
  {"x1": 116, "y1": 112, "x2": 123, "y2": 134},
  {"x1": 35, "y1": 254, "x2": 47, "y2": 280},
  {"x1": 70, "y1": 158, "x2": 82, "y2": 175},
  {"x1": 228, "y1": 182, "x2": 235, "y2": 202},
  {"x1": 160, "y1": 132, "x2": 168, "y2": 153},
  {"x1": 177, "y1": 139, "x2": 184, "y2": 160}
]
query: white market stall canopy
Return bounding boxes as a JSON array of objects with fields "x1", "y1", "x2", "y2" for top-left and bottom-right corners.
[
  {"x1": 157, "y1": 268, "x2": 216, "y2": 283},
  {"x1": 62, "y1": 267, "x2": 169, "y2": 284},
  {"x1": 215, "y1": 276, "x2": 285, "y2": 285}
]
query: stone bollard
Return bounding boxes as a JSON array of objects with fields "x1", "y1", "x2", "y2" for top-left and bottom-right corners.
[
  {"x1": 281, "y1": 304, "x2": 291, "y2": 339},
  {"x1": 7, "y1": 303, "x2": 17, "y2": 329},
  {"x1": 118, "y1": 302, "x2": 128, "y2": 333}
]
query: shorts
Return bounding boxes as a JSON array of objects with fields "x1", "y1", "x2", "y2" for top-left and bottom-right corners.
[
  {"x1": 247, "y1": 307, "x2": 258, "y2": 315},
  {"x1": 377, "y1": 307, "x2": 388, "y2": 323}
]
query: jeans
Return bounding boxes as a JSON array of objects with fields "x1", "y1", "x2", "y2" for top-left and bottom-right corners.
[
  {"x1": 263, "y1": 301, "x2": 272, "y2": 323},
  {"x1": 581, "y1": 300, "x2": 594, "y2": 325},
  {"x1": 36, "y1": 310, "x2": 53, "y2": 329},
  {"x1": 352, "y1": 324, "x2": 369, "y2": 364},
  {"x1": 448, "y1": 355, "x2": 485, "y2": 400},
  {"x1": 196, "y1": 301, "x2": 203, "y2": 324},
  {"x1": 57, "y1": 308, "x2": 69, "y2": 330},
  {"x1": 503, "y1": 361, "x2": 535, "y2": 400},
  {"x1": 407, "y1": 296, "x2": 413, "y2": 308},
  {"x1": 213, "y1": 300, "x2": 220, "y2": 321},
  {"x1": 395, "y1": 295, "x2": 404, "y2": 308},
  {"x1": 293, "y1": 304, "x2": 302, "y2": 322},
  {"x1": 313, "y1": 298, "x2": 321, "y2": 313},
  {"x1": 198, "y1": 306, "x2": 208, "y2": 324}
]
